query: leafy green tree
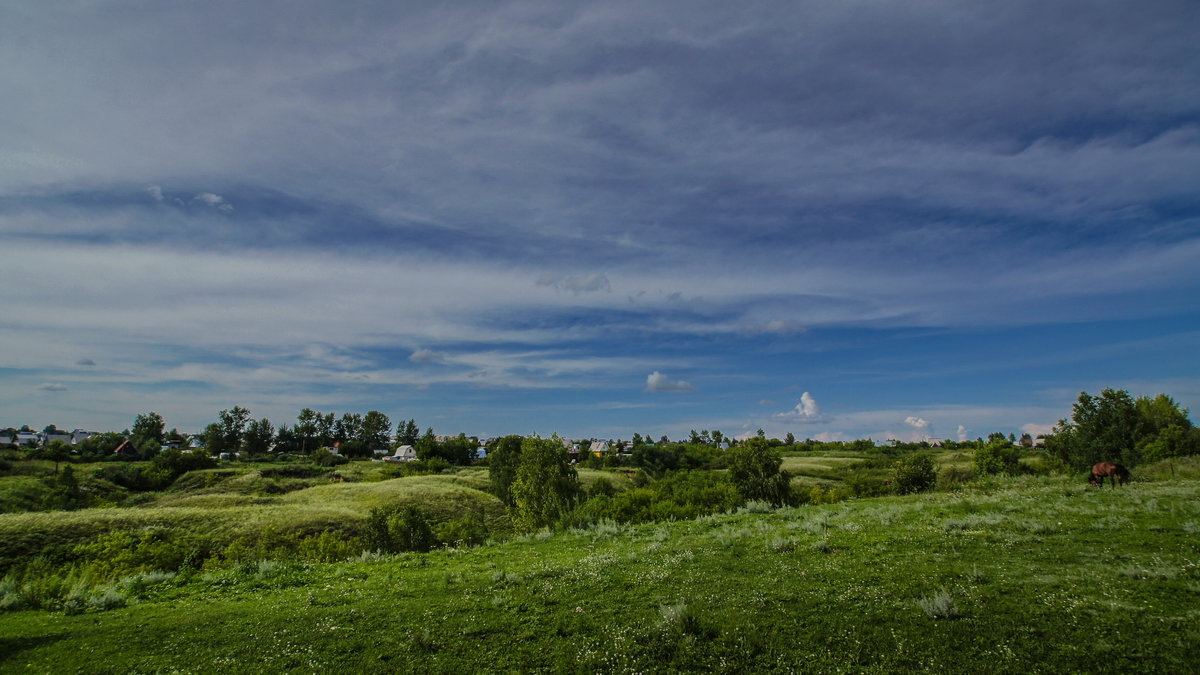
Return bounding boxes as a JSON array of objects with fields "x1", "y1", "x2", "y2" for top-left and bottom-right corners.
[
  {"x1": 76, "y1": 432, "x2": 124, "y2": 458},
  {"x1": 131, "y1": 412, "x2": 165, "y2": 450},
  {"x1": 396, "y1": 419, "x2": 420, "y2": 446},
  {"x1": 1049, "y1": 389, "x2": 1161, "y2": 470},
  {"x1": 488, "y1": 435, "x2": 523, "y2": 506},
  {"x1": 218, "y1": 406, "x2": 251, "y2": 452},
  {"x1": 295, "y1": 408, "x2": 319, "y2": 452},
  {"x1": 44, "y1": 440, "x2": 72, "y2": 475},
  {"x1": 201, "y1": 422, "x2": 225, "y2": 454},
  {"x1": 334, "y1": 412, "x2": 362, "y2": 445},
  {"x1": 440, "y1": 433, "x2": 476, "y2": 465},
  {"x1": 511, "y1": 436, "x2": 582, "y2": 531},
  {"x1": 727, "y1": 437, "x2": 793, "y2": 506},
  {"x1": 359, "y1": 411, "x2": 392, "y2": 450},
  {"x1": 1135, "y1": 394, "x2": 1191, "y2": 437},
  {"x1": 415, "y1": 427, "x2": 438, "y2": 461},
  {"x1": 316, "y1": 412, "x2": 335, "y2": 448},
  {"x1": 243, "y1": 418, "x2": 275, "y2": 454}
]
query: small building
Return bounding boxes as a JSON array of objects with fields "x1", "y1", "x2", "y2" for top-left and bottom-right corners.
[
  {"x1": 384, "y1": 445, "x2": 417, "y2": 462},
  {"x1": 71, "y1": 429, "x2": 97, "y2": 445},
  {"x1": 112, "y1": 440, "x2": 138, "y2": 457},
  {"x1": 16, "y1": 431, "x2": 40, "y2": 446}
]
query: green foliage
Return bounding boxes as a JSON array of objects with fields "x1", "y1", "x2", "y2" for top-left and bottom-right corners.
[
  {"x1": 310, "y1": 449, "x2": 349, "y2": 466},
  {"x1": 131, "y1": 412, "x2": 165, "y2": 450},
  {"x1": 46, "y1": 465, "x2": 83, "y2": 510},
  {"x1": 974, "y1": 439, "x2": 1023, "y2": 475},
  {"x1": 727, "y1": 438, "x2": 794, "y2": 506},
  {"x1": 891, "y1": 454, "x2": 937, "y2": 494},
  {"x1": 1049, "y1": 389, "x2": 1195, "y2": 470},
  {"x1": 571, "y1": 471, "x2": 742, "y2": 525},
  {"x1": 511, "y1": 436, "x2": 582, "y2": 531},
  {"x1": 364, "y1": 505, "x2": 436, "y2": 553},
  {"x1": 487, "y1": 435, "x2": 523, "y2": 506}
]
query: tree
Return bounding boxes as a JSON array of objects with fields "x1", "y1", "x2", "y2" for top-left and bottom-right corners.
[
  {"x1": 1049, "y1": 389, "x2": 1143, "y2": 470},
  {"x1": 415, "y1": 428, "x2": 439, "y2": 461},
  {"x1": 785, "y1": 432, "x2": 796, "y2": 446},
  {"x1": 727, "y1": 437, "x2": 793, "y2": 506},
  {"x1": 488, "y1": 435, "x2": 524, "y2": 506},
  {"x1": 131, "y1": 412, "x2": 165, "y2": 450},
  {"x1": 76, "y1": 432, "x2": 124, "y2": 458},
  {"x1": 510, "y1": 436, "x2": 582, "y2": 531},
  {"x1": 243, "y1": 418, "x2": 275, "y2": 454},
  {"x1": 273, "y1": 424, "x2": 300, "y2": 453},
  {"x1": 316, "y1": 412, "x2": 335, "y2": 448},
  {"x1": 296, "y1": 408, "x2": 319, "y2": 453},
  {"x1": 219, "y1": 406, "x2": 251, "y2": 452},
  {"x1": 359, "y1": 411, "x2": 392, "y2": 450},
  {"x1": 334, "y1": 412, "x2": 362, "y2": 445},
  {"x1": 396, "y1": 419, "x2": 419, "y2": 447},
  {"x1": 44, "y1": 440, "x2": 72, "y2": 475}
]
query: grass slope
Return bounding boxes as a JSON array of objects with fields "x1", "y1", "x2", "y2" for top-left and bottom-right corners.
[{"x1": 2, "y1": 476, "x2": 1198, "y2": 673}]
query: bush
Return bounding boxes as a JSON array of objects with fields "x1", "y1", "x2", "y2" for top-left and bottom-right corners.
[
  {"x1": 727, "y1": 439, "x2": 794, "y2": 506},
  {"x1": 938, "y1": 465, "x2": 975, "y2": 489},
  {"x1": 364, "y1": 505, "x2": 437, "y2": 553},
  {"x1": 975, "y1": 440, "x2": 1022, "y2": 475},
  {"x1": 311, "y1": 449, "x2": 349, "y2": 467},
  {"x1": 892, "y1": 454, "x2": 937, "y2": 494}
]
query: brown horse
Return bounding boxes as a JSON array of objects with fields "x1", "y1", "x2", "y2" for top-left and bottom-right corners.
[{"x1": 1089, "y1": 462, "x2": 1130, "y2": 488}]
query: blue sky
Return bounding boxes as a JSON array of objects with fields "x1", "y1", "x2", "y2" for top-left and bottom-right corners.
[{"x1": 2, "y1": 1, "x2": 1198, "y2": 441}]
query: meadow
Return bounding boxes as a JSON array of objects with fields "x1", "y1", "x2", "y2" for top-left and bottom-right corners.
[{"x1": 1, "y1": 452, "x2": 1199, "y2": 672}]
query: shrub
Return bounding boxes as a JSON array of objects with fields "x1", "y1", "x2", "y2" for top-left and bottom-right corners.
[
  {"x1": 938, "y1": 465, "x2": 975, "y2": 488},
  {"x1": 975, "y1": 440, "x2": 1022, "y2": 475},
  {"x1": 310, "y1": 449, "x2": 349, "y2": 467},
  {"x1": 364, "y1": 504, "x2": 437, "y2": 553},
  {"x1": 892, "y1": 454, "x2": 937, "y2": 494},
  {"x1": 918, "y1": 590, "x2": 960, "y2": 619},
  {"x1": 728, "y1": 439, "x2": 794, "y2": 506}
]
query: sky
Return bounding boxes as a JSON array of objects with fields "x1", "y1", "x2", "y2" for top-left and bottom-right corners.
[{"x1": 2, "y1": 0, "x2": 1198, "y2": 442}]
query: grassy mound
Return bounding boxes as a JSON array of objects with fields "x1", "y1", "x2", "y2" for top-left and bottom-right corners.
[{"x1": 0, "y1": 474, "x2": 505, "y2": 574}]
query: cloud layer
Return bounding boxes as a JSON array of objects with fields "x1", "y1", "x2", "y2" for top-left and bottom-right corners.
[{"x1": 1, "y1": 1, "x2": 1197, "y2": 435}]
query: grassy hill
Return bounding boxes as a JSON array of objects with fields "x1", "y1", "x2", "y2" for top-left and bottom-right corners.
[{"x1": 2, "y1": 474, "x2": 1198, "y2": 673}]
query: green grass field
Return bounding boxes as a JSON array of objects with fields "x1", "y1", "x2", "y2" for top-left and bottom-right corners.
[{"x1": 2, "y1": 472, "x2": 1198, "y2": 673}]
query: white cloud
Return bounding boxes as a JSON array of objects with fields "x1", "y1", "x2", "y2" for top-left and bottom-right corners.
[
  {"x1": 957, "y1": 424, "x2": 969, "y2": 442},
  {"x1": 410, "y1": 348, "x2": 447, "y2": 364},
  {"x1": 146, "y1": 184, "x2": 163, "y2": 201},
  {"x1": 645, "y1": 371, "x2": 695, "y2": 393},
  {"x1": 775, "y1": 392, "x2": 828, "y2": 423},
  {"x1": 194, "y1": 192, "x2": 233, "y2": 212},
  {"x1": 1020, "y1": 422, "x2": 1054, "y2": 438},
  {"x1": 905, "y1": 416, "x2": 929, "y2": 428}
]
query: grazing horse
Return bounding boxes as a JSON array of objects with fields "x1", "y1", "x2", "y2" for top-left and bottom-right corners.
[{"x1": 1089, "y1": 462, "x2": 1130, "y2": 488}]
